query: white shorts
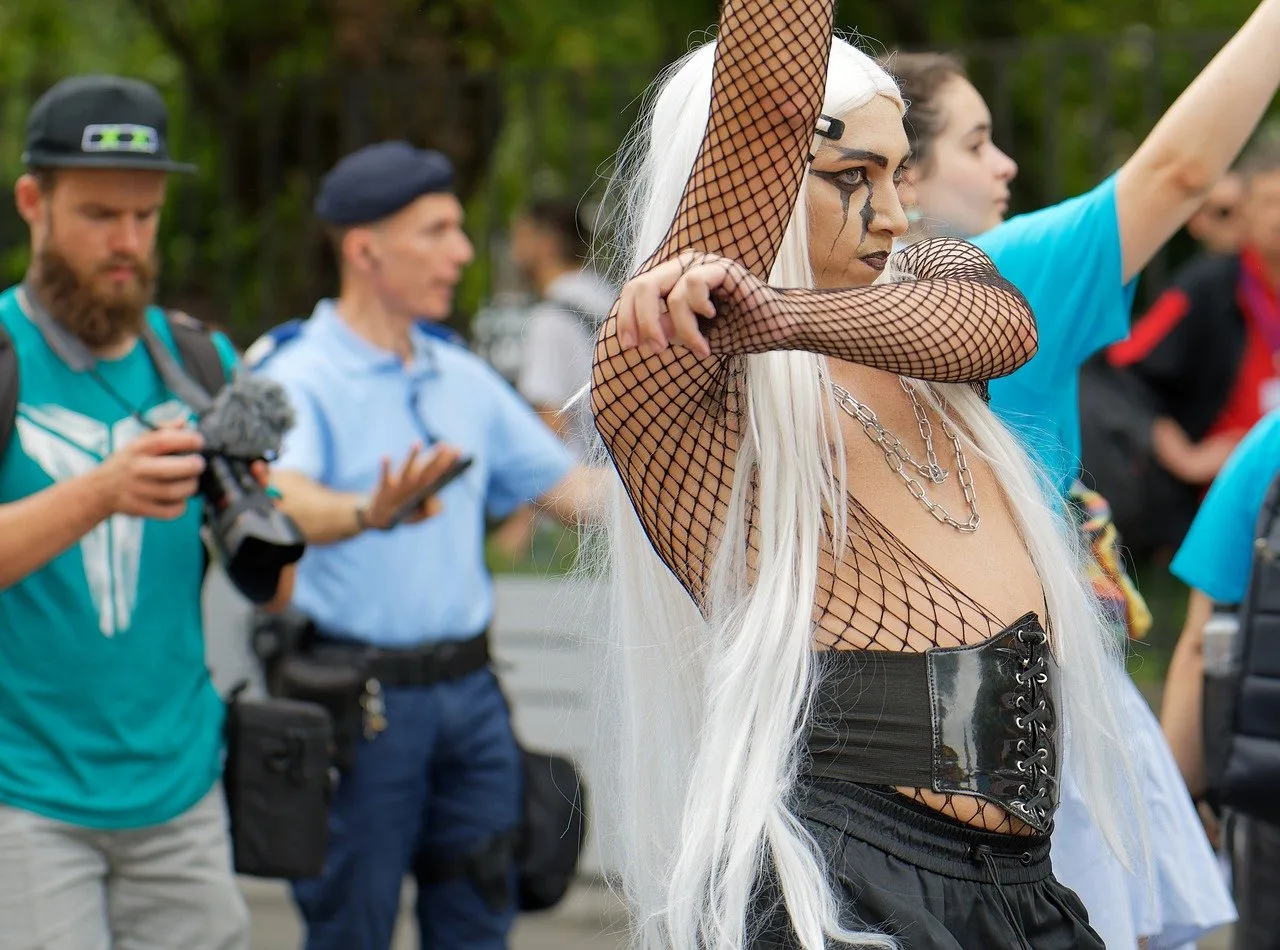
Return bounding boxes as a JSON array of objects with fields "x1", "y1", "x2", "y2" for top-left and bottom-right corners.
[{"x1": 1052, "y1": 677, "x2": 1236, "y2": 949}]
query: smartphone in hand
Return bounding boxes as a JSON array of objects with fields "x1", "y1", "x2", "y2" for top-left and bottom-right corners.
[{"x1": 384, "y1": 455, "x2": 474, "y2": 529}]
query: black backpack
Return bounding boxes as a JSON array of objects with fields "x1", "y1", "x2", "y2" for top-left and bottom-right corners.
[
  {"x1": 516, "y1": 748, "x2": 588, "y2": 911},
  {"x1": 0, "y1": 310, "x2": 228, "y2": 460},
  {"x1": 414, "y1": 745, "x2": 589, "y2": 913},
  {"x1": 1204, "y1": 470, "x2": 1280, "y2": 823},
  {"x1": 1077, "y1": 355, "x2": 1202, "y2": 560}
]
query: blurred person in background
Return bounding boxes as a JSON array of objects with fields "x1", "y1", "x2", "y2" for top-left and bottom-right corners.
[
  {"x1": 887, "y1": 8, "x2": 1280, "y2": 942},
  {"x1": 1104, "y1": 141, "x2": 1280, "y2": 550},
  {"x1": 490, "y1": 199, "x2": 616, "y2": 562},
  {"x1": 0, "y1": 75, "x2": 294, "y2": 950},
  {"x1": 1161, "y1": 404, "x2": 1280, "y2": 949},
  {"x1": 253, "y1": 141, "x2": 601, "y2": 950},
  {"x1": 509, "y1": 198, "x2": 615, "y2": 454},
  {"x1": 1185, "y1": 170, "x2": 1246, "y2": 255}
]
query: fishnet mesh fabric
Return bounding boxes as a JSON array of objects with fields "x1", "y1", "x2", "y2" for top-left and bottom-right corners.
[{"x1": 591, "y1": 0, "x2": 1037, "y2": 835}]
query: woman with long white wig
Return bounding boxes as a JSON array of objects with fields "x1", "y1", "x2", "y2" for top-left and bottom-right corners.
[{"x1": 582, "y1": 0, "x2": 1145, "y2": 947}]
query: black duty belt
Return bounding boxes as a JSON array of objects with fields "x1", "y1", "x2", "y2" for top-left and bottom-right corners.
[
  {"x1": 803, "y1": 613, "x2": 1060, "y2": 833},
  {"x1": 309, "y1": 630, "x2": 491, "y2": 688}
]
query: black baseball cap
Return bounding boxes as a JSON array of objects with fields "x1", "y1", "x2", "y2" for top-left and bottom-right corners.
[{"x1": 22, "y1": 74, "x2": 195, "y2": 173}]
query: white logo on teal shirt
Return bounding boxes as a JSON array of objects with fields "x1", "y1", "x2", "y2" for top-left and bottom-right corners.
[{"x1": 15, "y1": 400, "x2": 189, "y2": 637}]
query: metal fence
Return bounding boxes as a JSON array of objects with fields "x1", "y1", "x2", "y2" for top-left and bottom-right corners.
[{"x1": 0, "y1": 28, "x2": 1245, "y2": 345}]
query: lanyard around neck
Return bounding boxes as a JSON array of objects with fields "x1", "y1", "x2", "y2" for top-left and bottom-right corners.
[{"x1": 18, "y1": 284, "x2": 214, "y2": 424}]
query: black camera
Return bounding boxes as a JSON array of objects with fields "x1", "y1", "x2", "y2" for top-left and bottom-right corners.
[
  {"x1": 198, "y1": 377, "x2": 306, "y2": 604},
  {"x1": 201, "y1": 455, "x2": 305, "y2": 604}
]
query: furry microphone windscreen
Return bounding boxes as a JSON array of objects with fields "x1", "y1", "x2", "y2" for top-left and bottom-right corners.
[{"x1": 197, "y1": 376, "x2": 296, "y2": 459}]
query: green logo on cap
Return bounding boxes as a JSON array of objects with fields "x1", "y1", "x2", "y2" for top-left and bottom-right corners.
[{"x1": 81, "y1": 124, "x2": 159, "y2": 155}]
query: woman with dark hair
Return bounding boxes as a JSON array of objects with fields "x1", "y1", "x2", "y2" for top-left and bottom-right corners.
[{"x1": 885, "y1": 11, "x2": 1280, "y2": 943}]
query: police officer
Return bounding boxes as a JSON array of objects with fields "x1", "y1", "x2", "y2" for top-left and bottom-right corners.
[
  {"x1": 1162, "y1": 404, "x2": 1280, "y2": 950},
  {"x1": 256, "y1": 141, "x2": 601, "y2": 950}
]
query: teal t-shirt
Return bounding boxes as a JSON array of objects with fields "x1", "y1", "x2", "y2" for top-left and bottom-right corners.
[
  {"x1": 973, "y1": 174, "x2": 1137, "y2": 497},
  {"x1": 1172, "y1": 406, "x2": 1280, "y2": 605},
  {"x1": 0, "y1": 287, "x2": 238, "y2": 829}
]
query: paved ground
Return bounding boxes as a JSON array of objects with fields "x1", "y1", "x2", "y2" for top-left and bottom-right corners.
[
  {"x1": 241, "y1": 877, "x2": 629, "y2": 950},
  {"x1": 242, "y1": 877, "x2": 1234, "y2": 949}
]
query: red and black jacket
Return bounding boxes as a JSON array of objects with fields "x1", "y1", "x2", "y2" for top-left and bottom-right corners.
[{"x1": 1107, "y1": 249, "x2": 1280, "y2": 444}]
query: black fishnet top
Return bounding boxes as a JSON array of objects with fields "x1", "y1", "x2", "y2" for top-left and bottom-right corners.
[{"x1": 590, "y1": 0, "x2": 1042, "y2": 834}]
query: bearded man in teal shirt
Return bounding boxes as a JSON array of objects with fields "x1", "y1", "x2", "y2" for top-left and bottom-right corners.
[{"x1": 0, "y1": 75, "x2": 293, "y2": 950}]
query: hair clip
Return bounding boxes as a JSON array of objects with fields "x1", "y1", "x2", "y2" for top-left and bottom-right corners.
[{"x1": 816, "y1": 115, "x2": 845, "y2": 140}]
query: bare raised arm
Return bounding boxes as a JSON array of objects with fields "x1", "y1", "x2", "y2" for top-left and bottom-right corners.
[{"x1": 1115, "y1": 0, "x2": 1280, "y2": 282}]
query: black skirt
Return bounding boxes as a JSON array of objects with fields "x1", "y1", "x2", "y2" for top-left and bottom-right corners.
[{"x1": 750, "y1": 781, "x2": 1104, "y2": 949}]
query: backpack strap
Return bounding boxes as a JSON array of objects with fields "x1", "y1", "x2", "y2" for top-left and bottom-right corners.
[
  {"x1": 161, "y1": 310, "x2": 230, "y2": 401},
  {"x1": 0, "y1": 323, "x2": 16, "y2": 462},
  {"x1": 0, "y1": 311, "x2": 229, "y2": 466},
  {"x1": 1233, "y1": 470, "x2": 1280, "y2": 660},
  {"x1": 1253, "y1": 471, "x2": 1280, "y2": 565},
  {"x1": 141, "y1": 312, "x2": 231, "y2": 580}
]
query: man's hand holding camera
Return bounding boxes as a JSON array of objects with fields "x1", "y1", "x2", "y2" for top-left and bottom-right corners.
[
  {"x1": 90, "y1": 425, "x2": 206, "y2": 521},
  {"x1": 90, "y1": 423, "x2": 277, "y2": 521}
]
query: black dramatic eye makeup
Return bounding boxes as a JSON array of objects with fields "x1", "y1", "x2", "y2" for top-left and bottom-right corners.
[
  {"x1": 809, "y1": 147, "x2": 907, "y2": 261},
  {"x1": 810, "y1": 167, "x2": 873, "y2": 250}
]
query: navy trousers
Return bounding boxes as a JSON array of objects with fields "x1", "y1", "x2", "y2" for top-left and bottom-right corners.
[{"x1": 291, "y1": 667, "x2": 523, "y2": 950}]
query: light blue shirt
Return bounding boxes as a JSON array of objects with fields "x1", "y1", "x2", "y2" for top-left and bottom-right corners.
[
  {"x1": 254, "y1": 301, "x2": 574, "y2": 646},
  {"x1": 1172, "y1": 407, "x2": 1280, "y2": 604},
  {"x1": 974, "y1": 174, "x2": 1136, "y2": 495}
]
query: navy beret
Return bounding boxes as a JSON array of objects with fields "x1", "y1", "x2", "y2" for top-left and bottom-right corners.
[{"x1": 314, "y1": 141, "x2": 455, "y2": 225}]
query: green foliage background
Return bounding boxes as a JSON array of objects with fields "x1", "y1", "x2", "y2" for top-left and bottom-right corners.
[{"x1": 0, "y1": 0, "x2": 1261, "y2": 343}]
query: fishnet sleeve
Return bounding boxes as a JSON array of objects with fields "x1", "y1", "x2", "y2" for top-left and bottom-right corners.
[
  {"x1": 591, "y1": 0, "x2": 1037, "y2": 603},
  {"x1": 700, "y1": 238, "x2": 1037, "y2": 380}
]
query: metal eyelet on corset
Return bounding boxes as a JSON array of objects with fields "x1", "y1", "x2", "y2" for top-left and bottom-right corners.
[
  {"x1": 1016, "y1": 626, "x2": 1046, "y2": 647},
  {"x1": 1009, "y1": 623, "x2": 1054, "y2": 829}
]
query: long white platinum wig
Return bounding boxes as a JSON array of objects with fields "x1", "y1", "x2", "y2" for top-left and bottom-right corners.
[{"x1": 578, "y1": 33, "x2": 1146, "y2": 950}]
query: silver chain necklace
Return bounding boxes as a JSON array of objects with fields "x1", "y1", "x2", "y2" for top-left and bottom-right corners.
[{"x1": 831, "y1": 380, "x2": 981, "y2": 533}]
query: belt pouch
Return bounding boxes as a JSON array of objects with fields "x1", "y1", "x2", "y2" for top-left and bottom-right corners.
[
  {"x1": 271, "y1": 653, "x2": 368, "y2": 774},
  {"x1": 223, "y1": 688, "x2": 333, "y2": 879}
]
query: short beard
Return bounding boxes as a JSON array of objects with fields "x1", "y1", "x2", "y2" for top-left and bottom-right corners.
[{"x1": 32, "y1": 245, "x2": 158, "y2": 350}]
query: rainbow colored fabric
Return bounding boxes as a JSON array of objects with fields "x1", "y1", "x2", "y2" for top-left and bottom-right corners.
[{"x1": 1068, "y1": 480, "x2": 1152, "y2": 640}]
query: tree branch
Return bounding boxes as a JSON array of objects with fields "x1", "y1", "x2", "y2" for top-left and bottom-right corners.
[
  {"x1": 124, "y1": 0, "x2": 234, "y2": 116},
  {"x1": 125, "y1": 0, "x2": 206, "y2": 74},
  {"x1": 878, "y1": 0, "x2": 934, "y2": 46}
]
